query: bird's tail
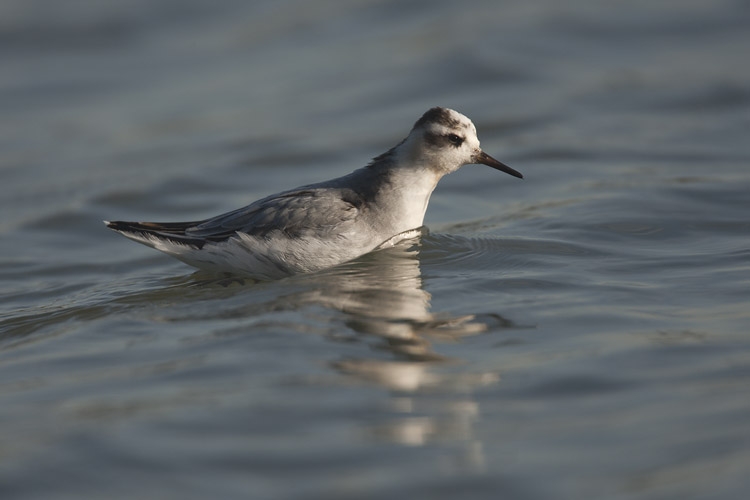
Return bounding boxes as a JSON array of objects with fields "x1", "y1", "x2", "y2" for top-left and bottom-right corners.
[{"x1": 104, "y1": 220, "x2": 207, "y2": 249}]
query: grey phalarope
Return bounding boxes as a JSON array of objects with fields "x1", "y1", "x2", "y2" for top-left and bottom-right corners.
[{"x1": 106, "y1": 107, "x2": 522, "y2": 279}]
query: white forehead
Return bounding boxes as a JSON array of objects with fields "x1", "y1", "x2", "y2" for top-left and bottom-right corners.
[{"x1": 446, "y1": 109, "x2": 474, "y2": 129}]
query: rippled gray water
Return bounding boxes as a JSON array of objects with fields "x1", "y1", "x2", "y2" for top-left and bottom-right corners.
[{"x1": 2, "y1": 1, "x2": 749, "y2": 498}]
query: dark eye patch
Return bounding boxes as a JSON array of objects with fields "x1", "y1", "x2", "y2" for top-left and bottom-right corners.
[
  {"x1": 447, "y1": 134, "x2": 464, "y2": 146},
  {"x1": 424, "y1": 132, "x2": 465, "y2": 148}
]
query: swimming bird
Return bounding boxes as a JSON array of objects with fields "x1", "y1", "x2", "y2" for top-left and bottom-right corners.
[{"x1": 105, "y1": 107, "x2": 522, "y2": 280}]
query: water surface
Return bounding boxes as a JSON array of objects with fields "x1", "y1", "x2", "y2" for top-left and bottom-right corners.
[{"x1": 1, "y1": 1, "x2": 749, "y2": 498}]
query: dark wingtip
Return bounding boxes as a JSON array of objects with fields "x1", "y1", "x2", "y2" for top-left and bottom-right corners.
[
  {"x1": 104, "y1": 220, "x2": 130, "y2": 231},
  {"x1": 103, "y1": 220, "x2": 209, "y2": 249}
]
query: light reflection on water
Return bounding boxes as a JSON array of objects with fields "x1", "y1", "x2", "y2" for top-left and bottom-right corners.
[
  {"x1": 207, "y1": 240, "x2": 505, "y2": 462},
  {"x1": 303, "y1": 244, "x2": 503, "y2": 461}
]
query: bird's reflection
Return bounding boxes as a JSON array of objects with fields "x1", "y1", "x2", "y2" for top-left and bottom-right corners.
[
  {"x1": 293, "y1": 237, "x2": 510, "y2": 365},
  {"x1": 285, "y1": 238, "x2": 510, "y2": 469},
  {"x1": 184, "y1": 235, "x2": 512, "y2": 471}
]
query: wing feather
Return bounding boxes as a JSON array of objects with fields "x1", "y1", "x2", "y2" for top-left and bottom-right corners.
[{"x1": 186, "y1": 188, "x2": 364, "y2": 241}]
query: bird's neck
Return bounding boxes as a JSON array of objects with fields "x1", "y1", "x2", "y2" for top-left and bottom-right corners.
[
  {"x1": 365, "y1": 152, "x2": 443, "y2": 233},
  {"x1": 390, "y1": 167, "x2": 441, "y2": 230}
]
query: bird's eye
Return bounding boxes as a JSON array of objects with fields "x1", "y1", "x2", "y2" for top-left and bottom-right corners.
[{"x1": 447, "y1": 134, "x2": 464, "y2": 146}]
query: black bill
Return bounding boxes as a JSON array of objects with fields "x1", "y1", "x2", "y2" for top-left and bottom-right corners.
[{"x1": 474, "y1": 150, "x2": 523, "y2": 179}]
